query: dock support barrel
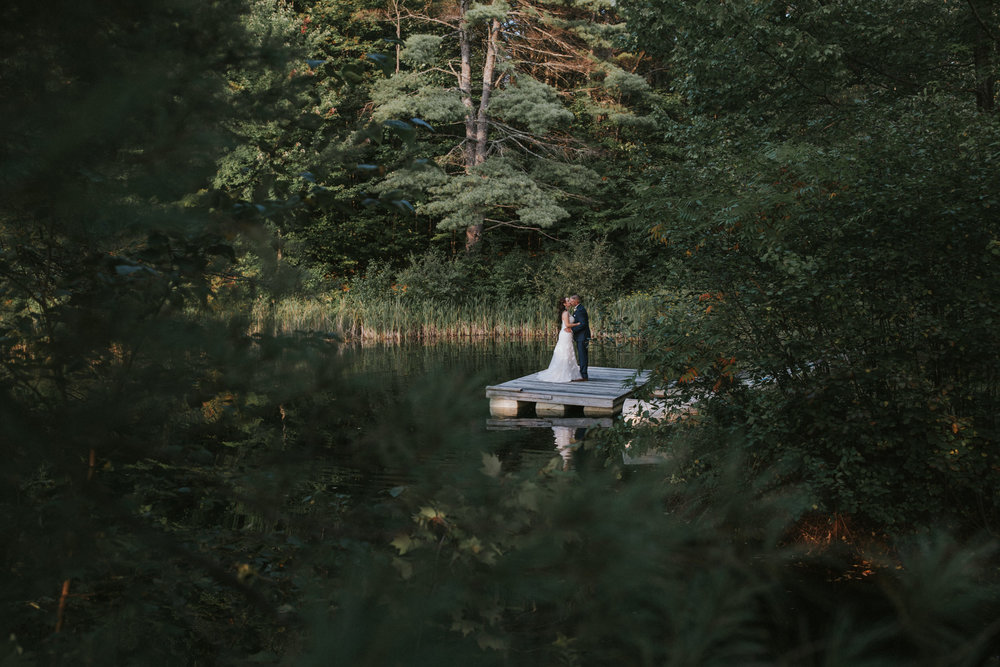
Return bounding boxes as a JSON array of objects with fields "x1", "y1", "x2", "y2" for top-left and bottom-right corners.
[
  {"x1": 535, "y1": 402, "x2": 568, "y2": 417},
  {"x1": 489, "y1": 397, "x2": 530, "y2": 418}
]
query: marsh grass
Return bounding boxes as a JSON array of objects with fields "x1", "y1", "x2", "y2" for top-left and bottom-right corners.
[{"x1": 249, "y1": 292, "x2": 665, "y2": 342}]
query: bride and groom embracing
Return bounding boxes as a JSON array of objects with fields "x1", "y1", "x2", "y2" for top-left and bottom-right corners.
[{"x1": 537, "y1": 294, "x2": 591, "y2": 383}]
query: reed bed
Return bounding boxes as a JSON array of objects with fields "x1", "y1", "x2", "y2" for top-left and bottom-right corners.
[{"x1": 248, "y1": 291, "x2": 666, "y2": 342}]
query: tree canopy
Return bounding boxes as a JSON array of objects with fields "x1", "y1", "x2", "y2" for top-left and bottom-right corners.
[{"x1": 622, "y1": 0, "x2": 1000, "y2": 527}]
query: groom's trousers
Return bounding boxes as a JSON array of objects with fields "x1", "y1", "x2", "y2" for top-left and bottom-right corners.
[{"x1": 575, "y1": 338, "x2": 589, "y2": 379}]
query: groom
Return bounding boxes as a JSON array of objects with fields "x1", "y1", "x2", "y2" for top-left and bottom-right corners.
[{"x1": 566, "y1": 294, "x2": 591, "y2": 381}]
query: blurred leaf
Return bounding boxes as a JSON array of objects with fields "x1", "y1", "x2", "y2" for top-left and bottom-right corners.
[
  {"x1": 481, "y1": 453, "x2": 502, "y2": 478},
  {"x1": 391, "y1": 534, "x2": 415, "y2": 555},
  {"x1": 366, "y1": 53, "x2": 393, "y2": 77},
  {"x1": 410, "y1": 117, "x2": 434, "y2": 132}
]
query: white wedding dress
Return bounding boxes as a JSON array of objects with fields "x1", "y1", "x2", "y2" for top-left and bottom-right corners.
[{"x1": 537, "y1": 312, "x2": 583, "y2": 382}]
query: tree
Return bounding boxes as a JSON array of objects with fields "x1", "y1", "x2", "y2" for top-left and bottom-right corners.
[
  {"x1": 207, "y1": 0, "x2": 437, "y2": 283},
  {"x1": 367, "y1": 0, "x2": 654, "y2": 250}
]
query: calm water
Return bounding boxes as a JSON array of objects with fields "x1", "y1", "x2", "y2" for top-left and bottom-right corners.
[{"x1": 330, "y1": 338, "x2": 644, "y2": 485}]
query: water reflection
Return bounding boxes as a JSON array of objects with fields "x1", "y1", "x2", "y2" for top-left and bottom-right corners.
[
  {"x1": 487, "y1": 416, "x2": 611, "y2": 469},
  {"x1": 553, "y1": 426, "x2": 588, "y2": 470},
  {"x1": 337, "y1": 338, "x2": 640, "y2": 387},
  {"x1": 308, "y1": 341, "x2": 640, "y2": 493}
]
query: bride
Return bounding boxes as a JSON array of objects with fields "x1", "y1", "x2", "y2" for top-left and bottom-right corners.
[{"x1": 537, "y1": 297, "x2": 583, "y2": 383}]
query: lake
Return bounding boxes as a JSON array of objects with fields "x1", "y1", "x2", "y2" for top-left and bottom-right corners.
[{"x1": 321, "y1": 338, "x2": 645, "y2": 491}]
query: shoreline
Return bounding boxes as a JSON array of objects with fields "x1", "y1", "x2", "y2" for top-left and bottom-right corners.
[{"x1": 245, "y1": 292, "x2": 660, "y2": 343}]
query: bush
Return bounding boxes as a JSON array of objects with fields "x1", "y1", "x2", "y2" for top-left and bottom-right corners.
[
  {"x1": 534, "y1": 238, "x2": 621, "y2": 311},
  {"x1": 481, "y1": 248, "x2": 544, "y2": 303},
  {"x1": 395, "y1": 250, "x2": 471, "y2": 303},
  {"x1": 347, "y1": 259, "x2": 398, "y2": 303}
]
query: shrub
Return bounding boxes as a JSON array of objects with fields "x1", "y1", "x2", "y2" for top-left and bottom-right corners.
[
  {"x1": 395, "y1": 250, "x2": 471, "y2": 303},
  {"x1": 534, "y1": 238, "x2": 621, "y2": 311}
]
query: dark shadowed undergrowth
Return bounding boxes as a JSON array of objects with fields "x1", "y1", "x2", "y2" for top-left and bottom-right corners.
[{"x1": 6, "y1": 322, "x2": 1000, "y2": 665}]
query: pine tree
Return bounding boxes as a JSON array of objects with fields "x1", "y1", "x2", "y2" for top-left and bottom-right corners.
[{"x1": 364, "y1": 0, "x2": 654, "y2": 250}]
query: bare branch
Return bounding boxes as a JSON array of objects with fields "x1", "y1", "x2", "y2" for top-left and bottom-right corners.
[
  {"x1": 400, "y1": 8, "x2": 458, "y2": 30},
  {"x1": 483, "y1": 219, "x2": 563, "y2": 241}
]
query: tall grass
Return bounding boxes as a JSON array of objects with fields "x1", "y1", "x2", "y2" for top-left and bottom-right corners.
[{"x1": 249, "y1": 291, "x2": 666, "y2": 342}]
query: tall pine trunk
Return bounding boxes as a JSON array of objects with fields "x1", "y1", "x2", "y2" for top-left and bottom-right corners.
[
  {"x1": 457, "y1": 4, "x2": 500, "y2": 250},
  {"x1": 475, "y1": 18, "x2": 500, "y2": 164}
]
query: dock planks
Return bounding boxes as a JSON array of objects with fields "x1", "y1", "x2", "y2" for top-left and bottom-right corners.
[{"x1": 486, "y1": 366, "x2": 651, "y2": 417}]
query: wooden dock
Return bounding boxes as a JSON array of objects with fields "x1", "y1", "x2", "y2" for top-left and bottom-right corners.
[{"x1": 486, "y1": 366, "x2": 652, "y2": 417}]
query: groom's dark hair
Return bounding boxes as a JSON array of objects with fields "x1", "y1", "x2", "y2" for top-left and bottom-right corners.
[{"x1": 570, "y1": 294, "x2": 582, "y2": 302}]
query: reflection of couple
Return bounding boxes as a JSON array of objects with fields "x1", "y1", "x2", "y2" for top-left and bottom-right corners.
[{"x1": 537, "y1": 294, "x2": 590, "y2": 383}]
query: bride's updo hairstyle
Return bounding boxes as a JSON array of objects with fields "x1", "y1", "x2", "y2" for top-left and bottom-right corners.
[{"x1": 556, "y1": 297, "x2": 567, "y2": 323}]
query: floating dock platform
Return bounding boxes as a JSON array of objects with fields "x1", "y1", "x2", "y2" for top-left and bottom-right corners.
[{"x1": 486, "y1": 366, "x2": 652, "y2": 418}]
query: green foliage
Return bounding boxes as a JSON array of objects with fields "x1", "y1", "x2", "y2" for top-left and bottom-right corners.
[
  {"x1": 400, "y1": 33, "x2": 445, "y2": 66},
  {"x1": 292, "y1": 400, "x2": 1000, "y2": 665},
  {"x1": 627, "y1": 0, "x2": 999, "y2": 116},
  {"x1": 370, "y1": 72, "x2": 467, "y2": 123},
  {"x1": 395, "y1": 250, "x2": 470, "y2": 302},
  {"x1": 489, "y1": 76, "x2": 575, "y2": 135},
  {"x1": 602, "y1": 65, "x2": 652, "y2": 100},
  {"x1": 355, "y1": 0, "x2": 654, "y2": 248},
  {"x1": 6, "y1": 0, "x2": 1000, "y2": 663},
  {"x1": 533, "y1": 238, "x2": 622, "y2": 312},
  {"x1": 465, "y1": 0, "x2": 512, "y2": 26},
  {"x1": 624, "y1": 0, "x2": 1000, "y2": 527},
  {"x1": 479, "y1": 248, "x2": 545, "y2": 303},
  {"x1": 423, "y1": 158, "x2": 573, "y2": 231}
]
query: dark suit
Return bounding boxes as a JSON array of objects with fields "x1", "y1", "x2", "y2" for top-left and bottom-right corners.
[{"x1": 571, "y1": 304, "x2": 591, "y2": 379}]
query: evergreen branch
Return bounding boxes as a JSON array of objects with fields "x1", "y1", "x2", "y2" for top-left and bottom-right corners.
[{"x1": 506, "y1": 11, "x2": 585, "y2": 51}]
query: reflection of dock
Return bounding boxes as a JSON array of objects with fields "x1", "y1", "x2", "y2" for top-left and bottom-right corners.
[
  {"x1": 486, "y1": 367, "x2": 651, "y2": 418},
  {"x1": 486, "y1": 416, "x2": 613, "y2": 430}
]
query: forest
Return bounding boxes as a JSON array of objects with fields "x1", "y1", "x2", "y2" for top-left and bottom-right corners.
[{"x1": 2, "y1": 0, "x2": 1000, "y2": 664}]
